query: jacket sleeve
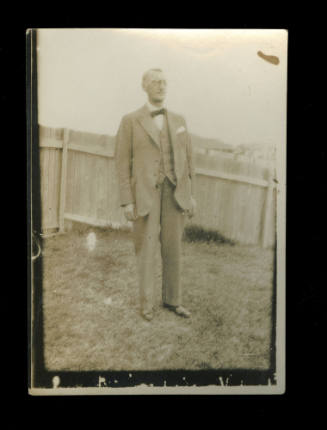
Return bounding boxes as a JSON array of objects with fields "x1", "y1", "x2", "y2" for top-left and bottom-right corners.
[
  {"x1": 115, "y1": 115, "x2": 135, "y2": 206},
  {"x1": 184, "y1": 120, "x2": 196, "y2": 197}
]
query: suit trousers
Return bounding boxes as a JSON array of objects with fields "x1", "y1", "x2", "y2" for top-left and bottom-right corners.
[{"x1": 132, "y1": 178, "x2": 186, "y2": 313}]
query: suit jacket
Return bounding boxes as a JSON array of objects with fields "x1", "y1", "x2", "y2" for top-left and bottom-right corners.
[{"x1": 115, "y1": 104, "x2": 195, "y2": 217}]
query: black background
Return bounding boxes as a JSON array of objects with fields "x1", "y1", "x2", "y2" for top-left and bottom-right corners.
[{"x1": 1, "y1": 5, "x2": 324, "y2": 421}]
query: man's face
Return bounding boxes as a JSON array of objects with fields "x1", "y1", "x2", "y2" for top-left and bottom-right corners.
[{"x1": 144, "y1": 71, "x2": 167, "y2": 104}]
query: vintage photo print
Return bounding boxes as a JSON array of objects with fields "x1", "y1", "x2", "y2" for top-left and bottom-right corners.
[{"x1": 28, "y1": 28, "x2": 287, "y2": 395}]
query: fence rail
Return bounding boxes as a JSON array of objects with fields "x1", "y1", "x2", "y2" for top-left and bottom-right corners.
[{"x1": 38, "y1": 125, "x2": 276, "y2": 247}]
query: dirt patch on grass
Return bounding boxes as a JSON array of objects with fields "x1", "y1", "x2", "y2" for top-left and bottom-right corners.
[{"x1": 41, "y1": 227, "x2": 274, "y2": 371}]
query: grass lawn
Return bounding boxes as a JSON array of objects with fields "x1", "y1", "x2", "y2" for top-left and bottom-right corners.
[{"x1": 41, "y1": 226, "x2": 274, "y2": 371}]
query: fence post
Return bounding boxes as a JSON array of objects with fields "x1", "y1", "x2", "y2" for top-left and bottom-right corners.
[
  {"x1": 59, "y1": 128, "x2": 69, "y2": 233},
  {"x1": 261, "y1": 168, "x2": 274, "y2": 248}
]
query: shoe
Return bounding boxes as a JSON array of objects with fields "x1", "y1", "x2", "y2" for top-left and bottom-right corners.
[
  {"x1": 163, "y1": 304, "x2": 191, "y2": 318},
  {"x1": 141, "y1": 311, "x2": 154, "y2": 321}
]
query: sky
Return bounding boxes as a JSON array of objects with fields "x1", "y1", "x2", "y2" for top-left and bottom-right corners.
[{"x1": 37, "y1": 29, "x2": 287, "y2": 147}]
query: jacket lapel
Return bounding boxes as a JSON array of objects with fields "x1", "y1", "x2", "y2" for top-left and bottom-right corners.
[
  {"x1": 166, "y1": 110, "x2": 179, "y2": 152},
  {"x1": 166, "y1": 110, "x2": 183, "y2": 173},
  {"x1": 137, "y1": 105, "x2": 160, "y2": 148}
]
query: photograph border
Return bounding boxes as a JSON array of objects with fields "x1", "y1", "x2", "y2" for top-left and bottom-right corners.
[{"x1": 27, "y1": 28, "x2": 286, "y2": 395}]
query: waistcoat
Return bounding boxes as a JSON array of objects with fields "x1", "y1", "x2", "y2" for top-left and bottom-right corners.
[{"x1": 157, "y1": 115, "x2": 177, "y2": 185}]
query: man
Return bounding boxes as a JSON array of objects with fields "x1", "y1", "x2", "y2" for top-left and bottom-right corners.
[{"x1": 116, "y1": 68, "x2": 196, "y2": 321}]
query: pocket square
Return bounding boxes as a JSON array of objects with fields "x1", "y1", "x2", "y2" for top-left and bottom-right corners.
[{"x1": 176, "y1": 126, "x2": 186, "y2": 134}]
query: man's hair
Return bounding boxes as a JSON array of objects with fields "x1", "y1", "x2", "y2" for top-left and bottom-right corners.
[{"x1": 142, "y1": 68, "x2": 163, "y2": 89}]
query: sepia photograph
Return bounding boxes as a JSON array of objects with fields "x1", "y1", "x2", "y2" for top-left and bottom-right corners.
[{"x1": 28, "y1": 28, "x2": 287, "y2": 394}]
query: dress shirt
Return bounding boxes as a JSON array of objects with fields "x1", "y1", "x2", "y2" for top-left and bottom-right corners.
[{"x1": 147, "y1": 102, "x2": 166, "y2": 131}]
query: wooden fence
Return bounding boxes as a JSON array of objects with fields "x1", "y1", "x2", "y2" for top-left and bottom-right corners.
[{"x1": 39, "y1": 125, "x2": 276, "y2": 247}]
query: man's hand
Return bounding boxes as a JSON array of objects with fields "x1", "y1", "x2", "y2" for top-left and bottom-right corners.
[
  {"x1": 123, "y1": 203, "x2": 137, "y2": 221},
  {"x1": 187, "y1": 197, "x2": 197, "y2": 218}
]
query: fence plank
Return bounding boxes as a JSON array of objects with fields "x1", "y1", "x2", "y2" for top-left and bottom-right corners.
[
  {"x1": 39, "y1": 140, "x2": 63, "y2": 149},
  {"x1": 71, "y1": 150, "x2": 79, "y2": 216},
  {"x1": 59, "y1": 129, "x2": 69, "y2": 232},
  {"x1": 55, "y1": 149, "x2": 62, "y2": 226},
  {"x1": 42, "y1": 148, "x2": 50, "y2": 229},
  {"x1": 79, "y1": 153, "x2": 88, "y2": 218},
  {"x1": 64, "y1": 212, "x2": 128, "y2": 229},
  {"x1": 88, "y1": 154, "x2": 97, "y2": 220},
  {"x1": 261, "y1": 170, "x2": 274, "y2": 248},
  {"x1": 65, "y1": 150, "x2": 73, "y2": 216},
  {"x1": 68, "y1": 142, "x2": 114, "y2": 158},
  {"x1": 195, "y1": 167, "x2": 268, "y2": 188},
  {"x1": 49, "y1": 148, "x2": 56, "y2": 226}
]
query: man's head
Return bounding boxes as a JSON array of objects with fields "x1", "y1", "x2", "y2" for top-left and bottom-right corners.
[{"x1": 142, "y1": 69, "x2": 167, "y2": 105}]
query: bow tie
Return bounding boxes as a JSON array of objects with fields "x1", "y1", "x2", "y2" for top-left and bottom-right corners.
[{"x1": 151, "y1": 108, "x2": 166, "y2": 117}]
